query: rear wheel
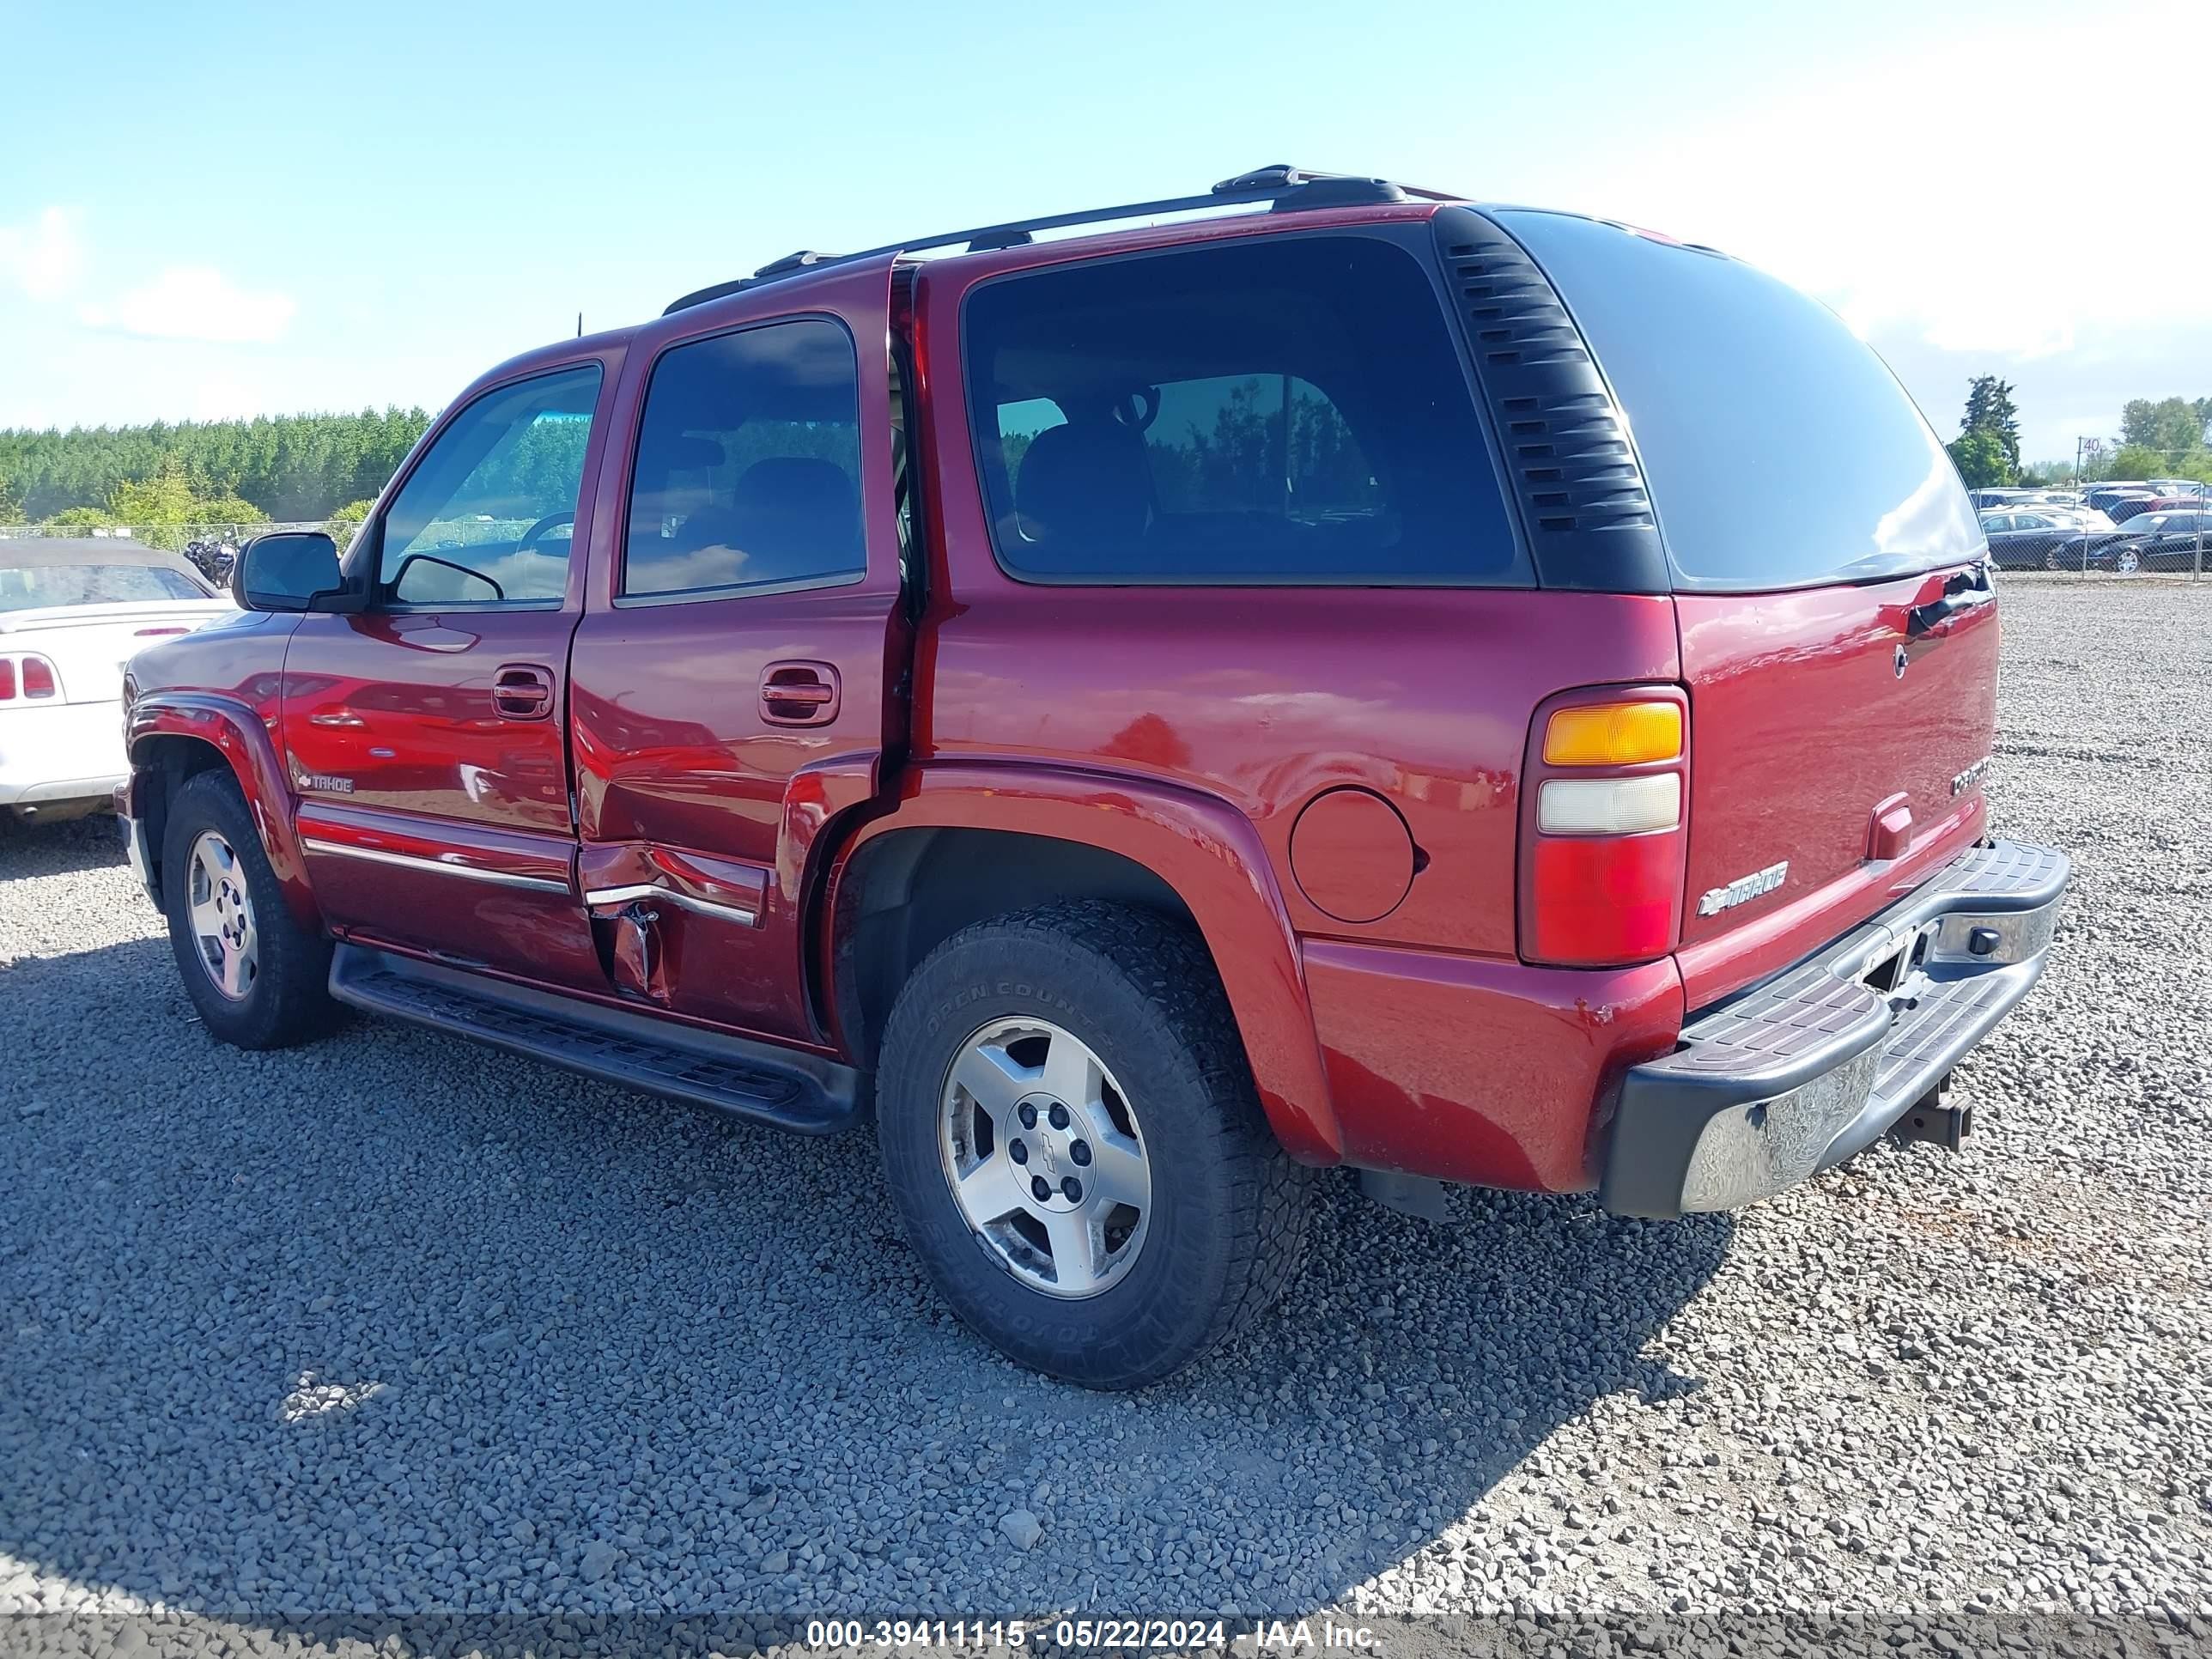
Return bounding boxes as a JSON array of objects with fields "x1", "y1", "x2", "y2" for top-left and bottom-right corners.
[
  {"x1": 875, "y1": 901, "x2": 1310, "y2": 1389},
  {"x1": 161, "y1": 770, "x2": 336, "y2": 1048}
]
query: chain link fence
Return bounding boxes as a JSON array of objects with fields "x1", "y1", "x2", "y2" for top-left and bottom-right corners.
[
  {"x1": 0, "y1": 520, "x2": 327, "y2": 545},
  {"x1": 1978, "y1": 448, "x2": 2209, "y2": 581}
]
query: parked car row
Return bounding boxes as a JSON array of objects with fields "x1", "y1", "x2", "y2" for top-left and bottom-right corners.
[
  {"x1": 1974, "y1": 477, "x2": 2207, "y2": 520},
  {"x1": 1976, "y1": 484, "x2": 2210, "y2": 573}
]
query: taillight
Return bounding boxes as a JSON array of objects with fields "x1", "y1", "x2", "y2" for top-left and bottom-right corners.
[
  {"x1": 0, "y1": 655, "x2": 62, "y2": 702},
  {"x1": 1520, "y1": 690, "x2": 1689, "y2": 967}
]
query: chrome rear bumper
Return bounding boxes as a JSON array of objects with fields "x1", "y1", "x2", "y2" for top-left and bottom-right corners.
[{"x1": 1601, "y1": 840, "x2": 2070, "y2": 1218}]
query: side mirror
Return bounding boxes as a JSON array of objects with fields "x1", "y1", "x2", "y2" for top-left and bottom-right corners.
[{"x1": 235, "y1": 531, "x2": 350, "y2": 613}]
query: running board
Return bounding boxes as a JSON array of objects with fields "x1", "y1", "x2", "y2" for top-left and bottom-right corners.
[{"x1": 328, "y1": 945, "x2": 862, "y2": 1133}]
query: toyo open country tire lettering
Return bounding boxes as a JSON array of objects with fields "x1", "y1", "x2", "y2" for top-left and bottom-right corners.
[
  {"x1": 874, "y1": 901, "x2": 1310, "y2": 1389},
  {"x1": 160, "y1": 770, "x2": 337, "y2": 1050}
]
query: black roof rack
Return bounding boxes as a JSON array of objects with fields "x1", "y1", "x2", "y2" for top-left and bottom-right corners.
[{"x1": 662, "y1": 165, "x2": 1457, "y2": 314}]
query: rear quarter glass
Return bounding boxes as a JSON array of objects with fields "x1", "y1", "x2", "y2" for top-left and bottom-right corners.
[
  {"x1": 1498, "y1": 210, "x2": 1983, "y2": 593},
  {"x1": 959, "y1": 229, "x2": 1530, "y2": 587}
]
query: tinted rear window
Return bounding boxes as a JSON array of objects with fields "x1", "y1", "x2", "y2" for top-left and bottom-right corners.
[
  {"x1": 1500, "y1": 211, "x2": 1981, "y2": 592},
  {"x1": 963, "y1": 234, "x2": 1524, "y2": 586}
]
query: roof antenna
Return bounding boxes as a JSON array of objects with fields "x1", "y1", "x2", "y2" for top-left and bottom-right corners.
[{"x1": 576, "y1": 312, "x2": 583, "y2": 338}]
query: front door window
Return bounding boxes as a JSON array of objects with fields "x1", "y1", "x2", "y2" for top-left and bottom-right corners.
[{"x1": 376, "y1": 365, "x2": 602, "y2": 605}]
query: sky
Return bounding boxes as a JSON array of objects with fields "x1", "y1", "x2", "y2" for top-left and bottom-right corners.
[{"x1": 3, "y1": 0, "x2": 2206, "y2": 466}]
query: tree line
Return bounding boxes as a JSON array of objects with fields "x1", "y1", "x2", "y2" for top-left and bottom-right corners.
[
  {"x1": 9, "y1": 380, "x2": 2206, "y2": 535},
  {"x1": 1946, "y1": 376, "x2": 2212, "y2": 489},
  {"x1": 0, "y1": 409, "x2": 433, "y2": 528}
]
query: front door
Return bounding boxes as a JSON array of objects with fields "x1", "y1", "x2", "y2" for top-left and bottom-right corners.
[
  {"x1": 567, "y1": 263, "x2": 908, "y2": 1042},
  {"x1": 285, "y1": 359, "x2": 611, "y2": 988}
]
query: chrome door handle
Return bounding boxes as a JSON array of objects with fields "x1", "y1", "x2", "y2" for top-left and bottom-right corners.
[
  {"x1": 492, "y1": 664, "x2": 556, "y2": 720},
  {"x1": 760, "y1": 661, "x2": 841, "y2": 726}
]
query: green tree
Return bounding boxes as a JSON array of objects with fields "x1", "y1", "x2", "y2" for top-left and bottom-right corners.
[
  {"x1": 45, "y1": 505, "x2": 115, "y2": 529},
  {"x1": 323, "y1": 497, "x2": 378, "y2": 554},
  {"x1": 2118, "y1": 397, "x2": 2209, "y2": 456},
  {"x1": 1962, "y1": 376, "x2": 2022, "y2": 470},
  {"x1": 0, "y1": 407, "x2": 430, "y2": 522},
  {"x1": 2106, "y1": 442, "x2": 2176, "y2": 482},
  {"x1": 109, "y1": 459, "x2": 270, "y2": 550},
  {"x1": 1946, "y1": 429, "x2": 2012, "y2": 489},
  {"x1": 0, "y1": 476, "x2": 21, "y2": 524}
]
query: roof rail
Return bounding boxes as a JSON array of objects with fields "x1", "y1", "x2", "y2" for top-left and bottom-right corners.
[{"x1": 662, "y1": 165, "x2": 1457, "y2": 314}]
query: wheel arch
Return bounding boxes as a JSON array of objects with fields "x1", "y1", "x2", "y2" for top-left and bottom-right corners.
[
  {"x1": 126, "y1": 694, "x2": 319, "y2": 929},
  {"x1": 823, "y1": 763, "x2": 1342, "y2": 1165}
]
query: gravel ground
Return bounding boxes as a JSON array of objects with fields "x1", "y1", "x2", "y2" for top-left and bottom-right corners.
[{"x1": 1, "y1": 577, "x2": 2207, "y2": 1656}]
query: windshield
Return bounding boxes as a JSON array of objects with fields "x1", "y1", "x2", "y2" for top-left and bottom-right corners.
[
  {"x1": 0, "y1": 562, "x2": 209, "y2": 612},
  {"x1": 1499, "y1": 210, "x2": 1982, "y2": 592}
]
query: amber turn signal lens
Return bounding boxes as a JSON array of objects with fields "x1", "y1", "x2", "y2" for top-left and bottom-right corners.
[{"x1": 1542, "y1": 701, "x2": 1682, "y2": 767}]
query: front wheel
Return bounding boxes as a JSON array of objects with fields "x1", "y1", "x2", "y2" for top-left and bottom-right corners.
[
  {"x1": 161, "y1": 769, "x2": 337, "y2": 1048},
  {"x1": 875, "y1": 902, "x2": 1310, "y2": 1389},
  {"x1": 2112, "y1": 545, "x2": 2140, "y2": 574}
]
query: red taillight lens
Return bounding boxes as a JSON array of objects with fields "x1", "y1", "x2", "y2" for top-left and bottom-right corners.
[
  {"x1": 0, "y1": 659, "x2": 14, "y2": 701},
  {"x1": 1527, "y1": 831, "x2": 1686, "y2": 965},
  {"x1": 20, "y1": 655, "x2": 57, "y2": 698},
  {"x1": 1520, "y1": 687, "x2": 1690, "y2": 968}
]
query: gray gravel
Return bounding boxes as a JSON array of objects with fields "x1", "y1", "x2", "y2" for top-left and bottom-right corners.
[{"x1": 2, "y1": 577, "x2": 2208, "y2": 1654}]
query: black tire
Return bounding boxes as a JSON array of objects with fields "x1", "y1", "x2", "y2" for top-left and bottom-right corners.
[
  {"x1": 875, "y1": 900, "x2": 1310, "y2": 1389},
  {"x1": 161, "y1": 769, "x2": 336, "y2": 1049}
]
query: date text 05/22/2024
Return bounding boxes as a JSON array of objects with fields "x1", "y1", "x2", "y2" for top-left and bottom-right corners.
[{"x1": 804, "y1": 1617, "x2": 1380, "y2": 1650}]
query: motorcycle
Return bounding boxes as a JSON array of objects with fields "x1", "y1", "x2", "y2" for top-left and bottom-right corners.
[{"x1": 183, "y1": 535, "x2": 238, "y2": 587}]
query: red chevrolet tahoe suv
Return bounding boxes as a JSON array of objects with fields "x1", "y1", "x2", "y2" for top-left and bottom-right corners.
[{"x1": 119, "y1": 167, "x2": 2069, "y2": 1388}]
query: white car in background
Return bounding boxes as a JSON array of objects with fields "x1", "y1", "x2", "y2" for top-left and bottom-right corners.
[{"x1": 0, "y1": 538, "x2": 234, "y2": 823}]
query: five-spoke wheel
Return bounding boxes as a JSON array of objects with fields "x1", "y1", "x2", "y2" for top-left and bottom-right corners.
[
  {"x1": 160, "y1": 769, "x2": 334, "y2": 1048},
  {"x1": 876, "y1": 901, "x2": 1310, "y2": 1389},
  {"x1": 185, "y1": 830, "x2": 258, "y2": 1001},
  {"x1": 939, "y1": 1017, "x2": 1152, "y2": 1297}
]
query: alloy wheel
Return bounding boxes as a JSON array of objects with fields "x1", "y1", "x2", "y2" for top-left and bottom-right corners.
[
  {"x1": 185, "y1": 830, "x2": 259, "y2": 1001},
  {"x1": 938, "y1": 1017, "x2": 1152, "y2": 1297}
]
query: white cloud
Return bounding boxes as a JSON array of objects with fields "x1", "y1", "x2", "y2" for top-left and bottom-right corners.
[
  {"x1": 0, "y1": 207, "x2": 86, "y2": 301},
  {"x1": 102, "y1": 266, "x2": 297, "y2": 344},
  {"x1": 1526, "y1": 2, "x2": 2207, "y2": 365}
]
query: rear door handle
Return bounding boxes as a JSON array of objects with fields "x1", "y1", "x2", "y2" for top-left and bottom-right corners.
[
  {"x1": 760, "y1": 660, "x2": 841, "y2": 726},
  {"x1": 492, "y1": 663, "x2": 556, "y2": 720}
]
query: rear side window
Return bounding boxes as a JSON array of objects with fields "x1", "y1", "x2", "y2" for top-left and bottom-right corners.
[
  {"x1": 963, "y1": 234, "x2": 1523, "y2": 585},
  {"x1": 623, "y1": 318, "x2": 866, "y2": 600},
  {"x1": 0, "y1": 564, "x2": 207, "y2": 611},
  {"x1": 1500, "y1": 211, "x2": 1982, "y2": 592}
]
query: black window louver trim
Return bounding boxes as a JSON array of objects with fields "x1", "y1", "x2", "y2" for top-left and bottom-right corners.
[{"x1": 1431, "y1": 207, "x2": 1670, "y2": 594}]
